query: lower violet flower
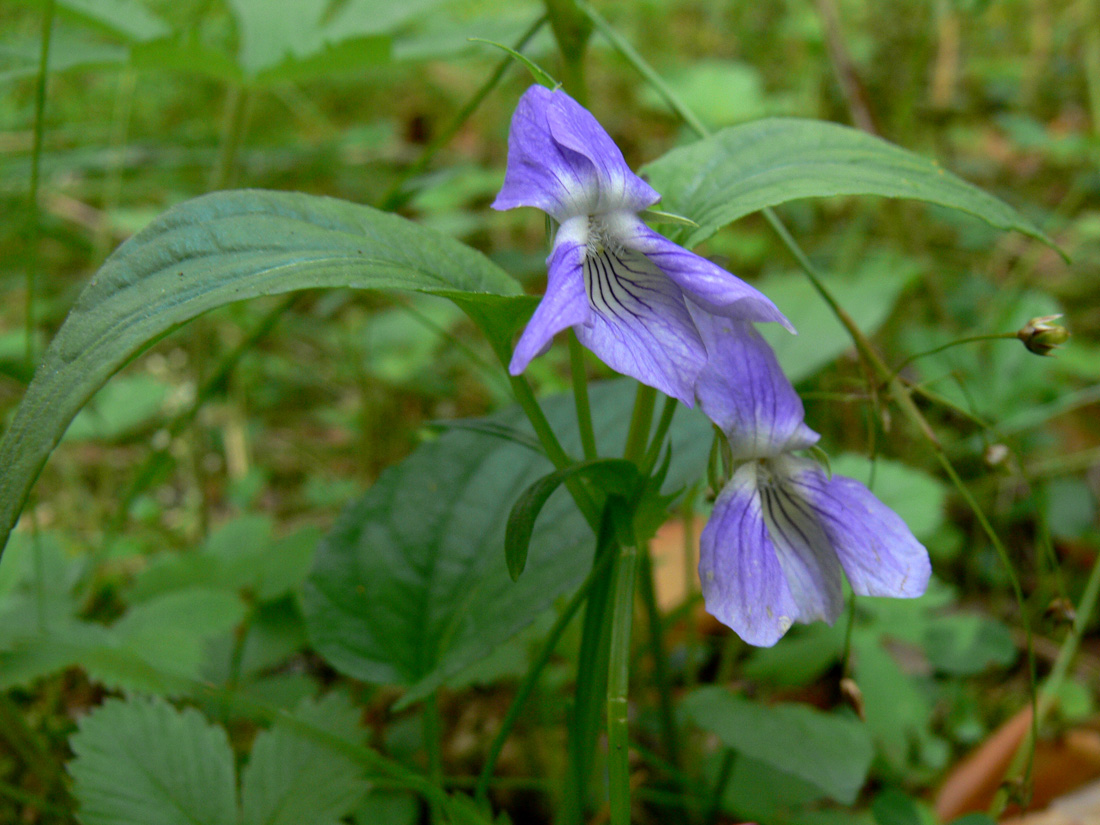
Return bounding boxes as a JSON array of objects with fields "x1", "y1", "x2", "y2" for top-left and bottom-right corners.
[
  {"x1": 493, "y1": 85, "x2": 792, "y2": 406},
  {"x1": 693, "y1": 313, "x2": 931, "y2": 647}
]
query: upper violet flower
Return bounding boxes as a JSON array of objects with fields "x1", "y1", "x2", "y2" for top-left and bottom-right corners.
[
  {"x1": 493, "y1": 85, "x2": 792, "y2": 405},
  {"x1": 693, "y1": 313, "x2": 931, "y2": 646}
]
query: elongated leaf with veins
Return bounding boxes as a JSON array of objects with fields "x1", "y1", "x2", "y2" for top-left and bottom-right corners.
[
  {"x1": 0, "y1": 189, "x2": 524, "y2": 560},
  {"x1": 642, "y1": 117, "x2": 1059, "y2": 253}
]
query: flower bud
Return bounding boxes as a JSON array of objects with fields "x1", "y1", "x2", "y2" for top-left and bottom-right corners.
[{"x1": 1017, "y1": 314, "x2": 1069, "y2": 356}]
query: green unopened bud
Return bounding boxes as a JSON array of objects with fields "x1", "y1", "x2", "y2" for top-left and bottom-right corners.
[{"x1": 1017, "y1": 314, "x2": 1069, "y2": 356}]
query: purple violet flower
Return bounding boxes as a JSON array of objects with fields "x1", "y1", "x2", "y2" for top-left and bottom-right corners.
[
  {"x1": 693, "y1": 313, "x2": 931, "y2": 647},
  {"x1": 493, "y1": 85, "x2": 792, "y2": 406}
]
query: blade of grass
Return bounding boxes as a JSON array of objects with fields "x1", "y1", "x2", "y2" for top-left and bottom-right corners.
[
  {"x1": 474, "y1": 542, "x2": 617, "y2": 804},
  {"x1": 380, "y1": 14, "x2": 547, "y2": 211},
  {"x1": 25, "y1": 0, "x2": 56, "y2": 367}
]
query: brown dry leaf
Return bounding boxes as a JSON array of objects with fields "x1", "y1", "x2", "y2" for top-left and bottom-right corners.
[
  {"x1": 935, "y1": 705, "x2": 1033, "y2": 821},
  {"x1": 938, "y1": 710, "x2": 1100, "y2": 822}
]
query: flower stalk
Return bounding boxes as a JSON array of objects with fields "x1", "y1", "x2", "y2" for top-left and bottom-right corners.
[
  {"x1": 563, "y1": 506, "x2": 618, "y2": 825},
  {"x1": 607, "y1": 529, "x2": 638, "y2": 825},
  {"x1": 570, "y1": 331, "x2": 599, "y2": 459}
]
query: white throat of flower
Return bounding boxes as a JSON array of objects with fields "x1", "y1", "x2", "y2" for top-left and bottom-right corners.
[{"x1": 578, "y1": 212, "x2": 662, "y2": 323}]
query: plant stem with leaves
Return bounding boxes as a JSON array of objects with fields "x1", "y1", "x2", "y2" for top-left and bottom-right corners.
[{"x1": 580, "y1": 0, "x2": 1040, "y2": 806}]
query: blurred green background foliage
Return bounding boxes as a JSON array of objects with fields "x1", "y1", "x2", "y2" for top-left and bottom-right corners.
[{"x1": 0, "y1": 0, "x2": 1098, "y2": 823}]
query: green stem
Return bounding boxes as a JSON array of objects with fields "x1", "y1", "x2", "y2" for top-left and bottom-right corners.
[
  {"x1": 623, "y1": 384, "x2": 657, "y2": 463},
  {"x1": 909, "y1": 382, "x2": 992, "y2": 433},
  {"x1": 474, "y1": 542, "x2": 617, "y2": 804},
  {"x1": 1084, "y1": 0, "x2": 1100, "y2": 137},
  {"x1": 840, "y1": 592, "x2": 858, "y2": 678},
  {"x1": 510, "y1": 376, "x2": 575, "y2": 471},
  {"x1": 932, "y1": 451, "x2": 1038, "y2": 813},
  {"x1": 986, "y1": 474, "x2": 1100, "y2": 815},
  {"x1": 562, "y1": 507, "x2": 618, "y2": 825},
  {"x1": 26, "y1": 0, "x2": 56, "y2": 368},
  {"x1": 507, "y1": 373, "x2": 600, "y2": 531},
  {"x1": 226, "y1": 605, "x2": 254, "y2": 693},
  {"x1": 780, "y1": 206, "x2": 1041, "y2": 805},
  {"x1": 579, "y1": 3, "x2": 706, "y2": 136},
  {"x1": 638, "y1": 546, "x2": 684, "y2": 782},
  {"x1": 610, "y1": 373, "x2": 673, "y2": 822},
  {"x1": 380, "y1": 14, "x2": 547, "y2": 210},
  {"x1": 640, "y1": 395, "x2": 678, "y2": 476},
  {"x1": 95, "y1": 68, "x2": 137, "y2": 261},
  {"x1": 888, "y1": 332, "x2": 1018, "y2": 380},
  {"x1": 680, "y1": 488, "x2": 704, "y2": 690},
  {"x1": 210, "y1": 84, "x2": 251, "y2": 191},
  {"x1": 1035, "y1": 545, "x2": 1100, "y2": 714},
  {"x1": 570, "y1": 332, "x2": 598, "y2": 460},
  {"x1": 607, "y1": 528, "x2": 638, "y2": 825},
  {"x1": 543, "y1": 0, "x2": 592, "y2": 102}
]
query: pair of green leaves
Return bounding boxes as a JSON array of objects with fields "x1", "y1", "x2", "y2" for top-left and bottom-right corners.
[{"x1": 68, "y1": 694, "x2": 369, "y2": 825}]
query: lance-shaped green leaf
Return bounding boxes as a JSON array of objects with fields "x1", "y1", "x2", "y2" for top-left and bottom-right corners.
[
  {"x1": 642, "y1": 117, "x2": 1057, "y2": 252},
  {"x1": 505, "y1": 459, "x2": 638, "y2": 580},
  {"x1": 0, "y1": 189, "x2": 522, "y2": 560},
  {"x1": 468, "y1": 37, "x2": 560, "y2": 89}
]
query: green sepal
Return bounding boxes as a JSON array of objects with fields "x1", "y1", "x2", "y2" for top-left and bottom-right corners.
[
  {"x1": 808, "y1": 445, "x2": 833, "y2": 479},
  {"x1": 467, "y1": 38, "x2": 560, "y2": 90},
  {"x1": 706, "y1": 426, "x2": 732, "y2": 494},
  {"x1": 639, "y1": 208, "x2": 698, "y2": 228}
]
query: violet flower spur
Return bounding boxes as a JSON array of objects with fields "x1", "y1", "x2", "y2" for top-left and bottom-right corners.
[
  {"x1": 493, "y1": 85, "x2": 792, "y2": 406},
  {"x1": 693, "y1": 314, "x2": 931, "y2": 647}
]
